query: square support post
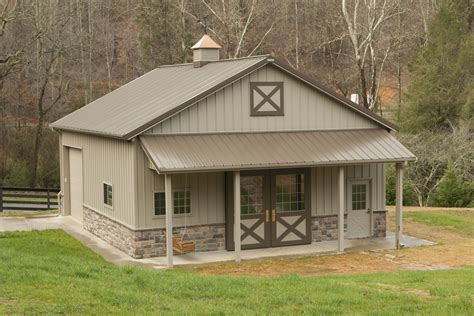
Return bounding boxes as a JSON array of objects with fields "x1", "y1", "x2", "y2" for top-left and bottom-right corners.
[
  {"x1": 338, "y1": 166, "x2": 345, "y2": 252},
  {"x1": 395, "y1": 163, "x2": 404, "y2": 249},
  {"x1": 165, "y1": 174, "x2": 173, "y2": 268},
  {"x1": 233, "y1": 171, "x2": 241, "y2": 263}
]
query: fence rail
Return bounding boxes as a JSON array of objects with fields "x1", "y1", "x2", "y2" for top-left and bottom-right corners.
[{"x1": 0, "y1": 187, "x2": 60, "y2": 212}]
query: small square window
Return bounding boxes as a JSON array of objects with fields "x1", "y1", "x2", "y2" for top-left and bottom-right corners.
[{"x1": 103, "y1": 183, "x2": 113, "y2": 207}]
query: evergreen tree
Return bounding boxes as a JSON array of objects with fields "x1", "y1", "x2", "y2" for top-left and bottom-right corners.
[
  {"x1": 401, "y1": 0, "x2": 474, "y2": 132},
  {"x1": 433, "y1": 161, "x2": 472, "y2": 207}
]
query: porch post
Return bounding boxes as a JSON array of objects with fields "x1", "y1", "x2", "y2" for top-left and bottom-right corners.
[
  {"x1": 234, "y1": 171, "x2": 241, "y2": 263},
  {"x1": 165, "y1": 174, "x2": 173, "y2": 268},
  {"x1": 338, "y1": 166, "x2": 345, "y2": 252},
  {"x1": 395, "y1": 163, "x2": 404, "y2": 249}
]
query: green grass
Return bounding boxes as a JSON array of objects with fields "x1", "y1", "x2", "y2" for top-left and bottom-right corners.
[
  {"x1": 0, "y1": 210, "x2": 59, "y2": 217},
  {"x1": 405, "y1": 211, "x2": 474, "y2": 237},
  {"x1": 0, "y1": 230, "x2": 472, "y2": 314},
  {"x1": 4, "y1": 196, "x2": 58, "y2": 203}
]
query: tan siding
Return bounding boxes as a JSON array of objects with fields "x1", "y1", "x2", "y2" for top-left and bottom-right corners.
[
  {"x1": 311, "y1": 163, "x2": 386, "y2": 216},
  {"x1": 61, "y1": 131, "x2": 136, "y2": 227},
  {"x1": 135, "y1": 146, "x2": 226, "y2": 229},
  {"x1": 145, "y1": 65, "x2": 378, "y2": 134}
]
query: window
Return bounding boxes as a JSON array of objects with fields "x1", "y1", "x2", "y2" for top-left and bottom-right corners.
[
  {"x1": 174, "y1": 190, "x2": 191, "y2": 214},
  {"x1": 240, "y1": 176, "x2": 264, "y2": 215},
  {"x1": 103, "y1": 183, "x2": 113, "y2": 207},
  {"x1": 352, "y1": 184, "x2": 367, "y2": 210},
  {"x1": 154, "y1": 192, "x2": 166, "y2": 216},
  {"x1": 154, "y1": 190, "x2": 191, "y2": 216},
  {"x1": 275, "y1": 174, "x2": 305, "y2": 212}
]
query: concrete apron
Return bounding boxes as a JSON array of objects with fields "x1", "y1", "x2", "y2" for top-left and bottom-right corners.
[{"x1": 0, "y1": 215, "x2": 435, "y2": 269}]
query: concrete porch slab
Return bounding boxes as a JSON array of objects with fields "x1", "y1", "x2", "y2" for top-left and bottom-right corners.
[{"x1": 0, "y1": 215, "x2": 436, "y2": 269}]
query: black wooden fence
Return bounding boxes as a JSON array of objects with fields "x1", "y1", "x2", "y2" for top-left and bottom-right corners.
[{"x1": 0, "y1": 187, "x2": 60, "y2": 212}]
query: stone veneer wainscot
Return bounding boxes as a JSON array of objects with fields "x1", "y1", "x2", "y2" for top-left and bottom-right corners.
[
  {"x1": 83, "y1": 207, "x2": 386, "y2": 258},
  {"x1": 83, "y1": 206, "x2": 226, "y2": 259}
]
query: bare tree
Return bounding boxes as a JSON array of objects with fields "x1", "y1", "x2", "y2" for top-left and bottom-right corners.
[{"x1": 341, "y1": 0, "x2": 399, "y2": 110}]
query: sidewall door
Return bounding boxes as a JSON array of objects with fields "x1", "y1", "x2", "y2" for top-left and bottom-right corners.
[
  {"x1": 69, "y1": 148, "x2": 84, "y2": 224},
  {"x1": 347, "y1": 180, "x2": 371, "y2": 238}
]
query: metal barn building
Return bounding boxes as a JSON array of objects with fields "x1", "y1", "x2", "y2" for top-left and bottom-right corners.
[{"x1": 51, "y1": 35, "x2": 415, "y2": 267}]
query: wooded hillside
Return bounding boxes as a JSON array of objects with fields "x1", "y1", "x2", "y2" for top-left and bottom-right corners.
[{"x1": 0, "y1": 0, "x2": 472, "y2": 206}]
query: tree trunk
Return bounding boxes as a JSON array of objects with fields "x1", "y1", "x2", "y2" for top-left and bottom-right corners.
[
  {"x1": 358, "y1": 60, "x2": 369, "y2": 108},
  {"x1": 29, "y1": 115, "x2": 43, "y2": 187}
]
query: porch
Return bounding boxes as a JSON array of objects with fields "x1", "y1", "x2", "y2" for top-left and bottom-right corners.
[
  {"x1": 140, "y1": 130, "x2": 416, "y2": 268},
  {"x1": 146, "y1": 232, "x2": 434, "y2": 267}
]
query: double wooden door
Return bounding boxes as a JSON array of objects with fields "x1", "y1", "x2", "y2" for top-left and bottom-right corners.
[{"x1": 236, "y1": 169, "x2": 312, "y2": 250}]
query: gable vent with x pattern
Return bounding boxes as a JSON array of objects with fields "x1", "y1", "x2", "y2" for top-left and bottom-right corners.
[{"x1": 250, "y1": 82, "x2": 284, "y2": 116}]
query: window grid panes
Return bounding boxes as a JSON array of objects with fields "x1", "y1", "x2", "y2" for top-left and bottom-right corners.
[
  {"x1": 351, "y1": 184, "x2": 367, "y2": 210},
  {"x1": 276, "y1": 174, "x2": 305, "y2": 212},
  {"x1": 103, "y1": 183, "x2": 112, "y2": 207},
  {"x1": 173, "y1": 190, "x2": 191, "y2": 214},
  {"x1": 154, "y1": 190, "x2": 191, "y2": 215},
  {"x1": 240, "y1": 176, "x2": 264, "y2": 214}
]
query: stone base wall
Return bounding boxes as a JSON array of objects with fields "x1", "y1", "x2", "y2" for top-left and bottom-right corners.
[
  {"x1": 83, "y1": 206, "x2": 225, "y2": 259},
  {"x1": 83, "y1": 207, "x2": 386, "y2": 258},
  {"x1": 373, "y1": 211, "x2": 387, "y2": 237},
  {"x1": 311, "y1": 212, "x2": 387, "y2": 241},
  {"x1": 311, "y1": 215, "x2": 348, "y2": 242}
]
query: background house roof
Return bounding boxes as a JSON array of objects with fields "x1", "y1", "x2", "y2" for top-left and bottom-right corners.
[
  {"x1": 51, "y1": 55, "x2": 397, "y2": 139},
  {"x1": 140, "y1": 129, "x2": 415, "y2": 173}
]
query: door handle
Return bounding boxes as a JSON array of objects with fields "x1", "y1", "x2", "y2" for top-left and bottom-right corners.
[
  {"x1": 265, "y1": 209, "x2": 269, "y2": 222},
  {"x1": 272, "y1": 209, "x2": 276, "y2": 222}
]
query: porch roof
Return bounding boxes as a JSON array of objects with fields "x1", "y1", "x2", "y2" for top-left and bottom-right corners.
[{"x1": 139, "y1": 129, "x2": 415, "y2": 173}]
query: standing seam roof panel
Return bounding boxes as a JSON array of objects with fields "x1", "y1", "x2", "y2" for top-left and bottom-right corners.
[{"x1": 140, "y1": 129, "x2": 415, "y2": 173}]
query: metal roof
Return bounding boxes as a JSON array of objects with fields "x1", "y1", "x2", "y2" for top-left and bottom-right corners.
[
  {"x1": 50, "y1": 56, "x2": 269, "y2": 139},
  {"x1": 140, "y1": 129, "x2": 415, "y2": 173},
  {"x1": 50, "y1": 55, "x2": 398, "y2": 140}
]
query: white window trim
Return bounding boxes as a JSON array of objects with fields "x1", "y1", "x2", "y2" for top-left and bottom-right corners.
[
  {"x1": 103, "y1": 182, "x2": 113, "y2": 210},
  {"x1": 152, "y1": 189, "x2": 193, "y2": 219}
]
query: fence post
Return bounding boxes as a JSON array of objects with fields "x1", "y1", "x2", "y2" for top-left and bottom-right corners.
[
  {"x1": 0, "y1": 187, "x2": 3, "y2": 212},
  {"x1": 47, "y1": 189, "x2": 51, "y2": 210}
]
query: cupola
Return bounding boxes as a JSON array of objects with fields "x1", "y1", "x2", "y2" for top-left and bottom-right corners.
[{"x1": 191, "y1": 35, "x2": 222, "y2": 67}]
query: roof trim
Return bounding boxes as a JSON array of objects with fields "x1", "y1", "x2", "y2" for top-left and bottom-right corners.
[
  {"x1": 149, "y1": 159, "x2": 414, "y2": 174},
  {"x1": 123, "y1": 56, "x2": 270, "y2": 140},
  {"x1": 51, "y1": 54, "x2": 398, "y2": 139},
  {"x1": 138, "y1": 57, "x2": 398, "y2": 138},
  {"x1": 268, "y1": 59, "x2": 398, "y2": 131}
]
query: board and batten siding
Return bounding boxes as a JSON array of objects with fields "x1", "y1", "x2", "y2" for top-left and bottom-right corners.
[
  {"x1": 311, "y1": 164, "x2": 386, "y2": 216},
  {"x1": 135, "y1": 145, "x2": 226, "y2": 229},
  {"x1": 145, "y1": 64, "x2": 378, "y2": 134},
  {"x1": 61, "y1": 131, "x2": 137, "y2": 228}
]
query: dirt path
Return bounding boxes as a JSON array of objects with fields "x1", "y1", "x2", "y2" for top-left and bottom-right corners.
[{"x1": 191, "y1": 209, "x2": 474, "y2": 276}]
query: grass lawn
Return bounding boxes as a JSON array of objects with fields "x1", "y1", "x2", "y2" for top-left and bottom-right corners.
[
  {"x1": 3, "y1": 196, "x2": 58, "y2": 203},
  {"x1": 0, "y1": 230, "x2": 473, "y2": 314},
  {"x1": 404, "y1": 210, "x2": 474, "y2": 238},
  {"x1": 0, "y1": 210, "x2": 59, "y2": 217}
]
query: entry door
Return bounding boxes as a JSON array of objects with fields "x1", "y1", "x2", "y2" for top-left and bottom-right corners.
[
  {"x1": 69, "y1": 148, "x2": 83, "y2": 223},
  {"x1": 347, "y1": 180, "x2": 371, "y2": 238},
  {"x1": 238, "y1": 169, "x2": 311, "y2": 249},
  {"x1": 271, "y1": 170, "x2": 312, "y2": 246},
  {"x1": 239, "y1": 171, "x2": 271, "y2": 249}
]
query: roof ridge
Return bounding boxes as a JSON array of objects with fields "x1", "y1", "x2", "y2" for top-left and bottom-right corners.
[{"x1": 157, "y1": 54, "x2": 270, "y2": 68}]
